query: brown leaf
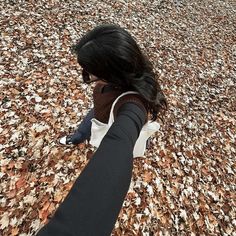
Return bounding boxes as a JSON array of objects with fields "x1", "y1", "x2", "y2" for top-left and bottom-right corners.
[
  {"x1": 142, "y1": 171, "x2": 153, "y2": 183},
  {"x1": 54, "y1": 192, "x2": 64, "y2": 202},
  {"x1": 208, "y1": 213, "x2": 218, "y2": 226},
  {"x1": 39, "y1": 201, "x2": 51, "y2": 223},
  {"x1": 28, "y1": 116, "x2": 37, "y2": 123},
  {"x1": 86, "y1": 150, "x2": 94, "y2": 159},
  {"x1": 6, "y1": 189, "x2": 17, "y2": 198},
  {"x1": 16, "y1": 177, "x2": 26, "y2": 189},
  {"x1": 11, "y1": 227, "x2": 19, "y2": 236}
]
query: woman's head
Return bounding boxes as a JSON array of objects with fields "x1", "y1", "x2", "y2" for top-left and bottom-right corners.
[
  {"x1": 72, "y1": 24, "x2": 167, "y2": 120},
  {"x1": 72, "y1": 24, "x2": 146, "y2": 85}
]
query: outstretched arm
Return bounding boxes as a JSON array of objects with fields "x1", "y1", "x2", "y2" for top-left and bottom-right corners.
[{"x1": 37, "y1": 103, "x2": 146, "y2": 236}]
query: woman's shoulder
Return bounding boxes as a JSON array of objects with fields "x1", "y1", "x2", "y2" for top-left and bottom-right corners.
[{"x1": 113, "y1": 92, "x2": 148, "y2": 121}]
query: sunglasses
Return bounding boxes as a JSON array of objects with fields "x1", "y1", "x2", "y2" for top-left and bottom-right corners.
[
  {"x1": 82, "y1": 70, "x2": 100, "y2": 84},
  {"x1": 82, "y1": 69, "x2": 104, "y2": 84}
]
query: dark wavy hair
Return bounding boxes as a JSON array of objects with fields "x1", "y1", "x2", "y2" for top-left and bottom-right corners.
[{"x1": 72, "y1": 24, "x2": 167, "y2": 121}]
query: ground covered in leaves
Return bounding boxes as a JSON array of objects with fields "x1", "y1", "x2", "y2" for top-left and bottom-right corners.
[{"x1": 0, "y1": 0, "x2": 235, "y2": 235}]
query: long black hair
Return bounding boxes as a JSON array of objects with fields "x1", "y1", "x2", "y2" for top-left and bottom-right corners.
[{"x1": 72, "y1": 24, "x2": 167, "y2": 121}]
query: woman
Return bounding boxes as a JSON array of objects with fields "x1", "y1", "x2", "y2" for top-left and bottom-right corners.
[{"x1": 37, "y1": 24, "x2": 167, "y2": 236}]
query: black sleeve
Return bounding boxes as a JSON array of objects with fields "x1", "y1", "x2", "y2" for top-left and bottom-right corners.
[{"x1": 36, "y1": 103, "x2": 146, "y2": 236}]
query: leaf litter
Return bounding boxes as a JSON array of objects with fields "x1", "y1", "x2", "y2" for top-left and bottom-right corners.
[{"x1": 0, "y1": 0, "x2": 235, "y2": 235}]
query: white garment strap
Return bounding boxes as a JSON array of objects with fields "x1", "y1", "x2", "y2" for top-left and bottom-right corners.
[{"x1": 108, "y1": 91, "x2": 138, "y2": 125}]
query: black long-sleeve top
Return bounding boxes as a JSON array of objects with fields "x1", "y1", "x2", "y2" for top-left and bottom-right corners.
[{"x1": 36, "y1": 102, "x2": 146, "y2": 236}]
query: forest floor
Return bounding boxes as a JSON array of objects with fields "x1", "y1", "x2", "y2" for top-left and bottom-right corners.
[{"x1": 0, "y1": 0, "x2": 235, "y2": 235}]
